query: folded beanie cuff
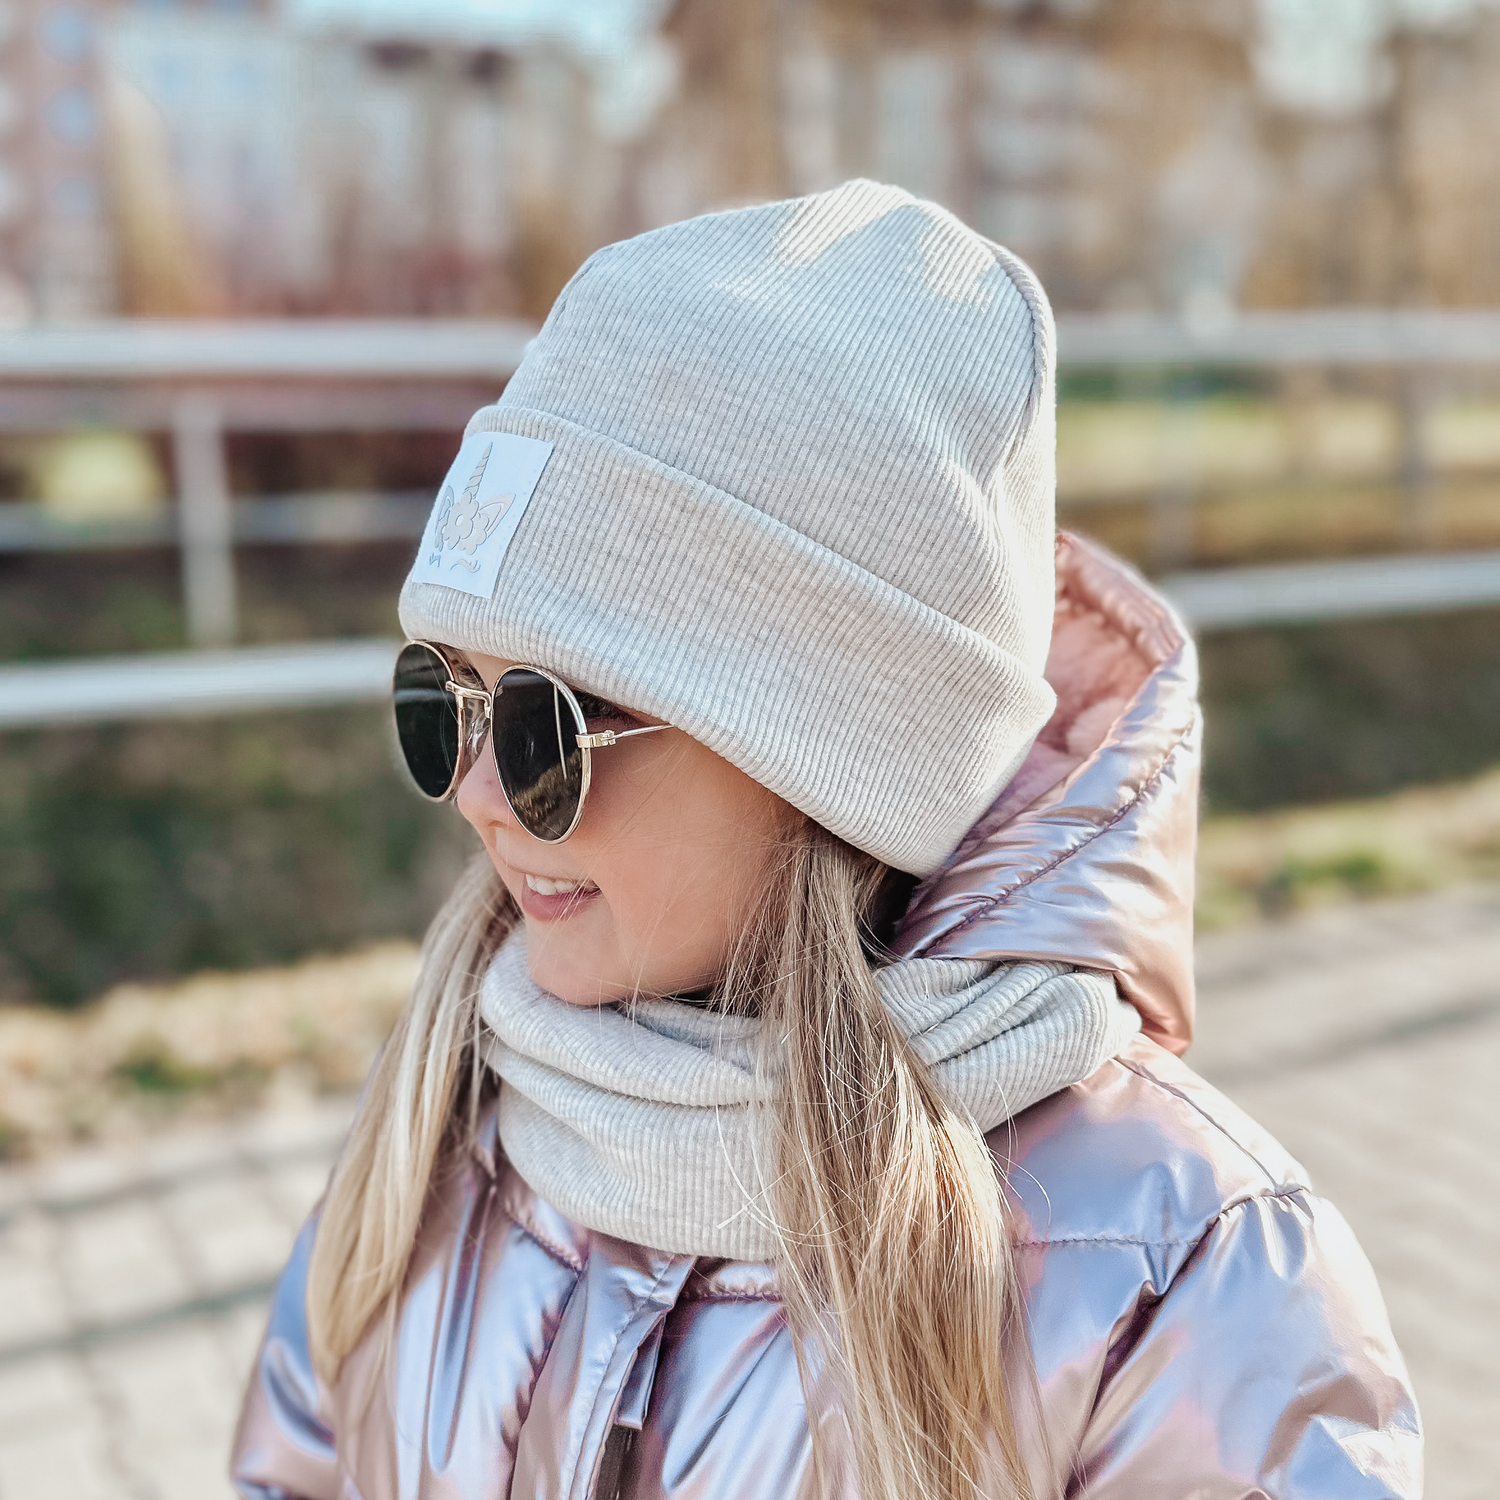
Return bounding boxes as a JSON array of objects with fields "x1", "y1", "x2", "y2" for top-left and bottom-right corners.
[{"x1": 398, "y1": 403, "x2": 1055, "y2": 875}]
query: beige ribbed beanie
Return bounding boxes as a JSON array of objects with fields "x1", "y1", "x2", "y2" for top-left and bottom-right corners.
[{"x1": 399, "y1": 179, "x2": 1058, "y2": 876}]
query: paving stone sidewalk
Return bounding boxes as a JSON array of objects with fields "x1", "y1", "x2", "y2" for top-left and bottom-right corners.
[{"x1": 2, "y1": 885, "x2": 1496, "y2": 1498}]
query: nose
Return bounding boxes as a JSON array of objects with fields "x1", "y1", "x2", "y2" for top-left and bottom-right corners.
[{"x1": 455, "y1": 727, "x2": 517, "y2": 835}]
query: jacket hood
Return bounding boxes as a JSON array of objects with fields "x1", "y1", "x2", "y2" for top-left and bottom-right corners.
[{"x1": 891, "y1": 531, "x2": 1201, "y2": 1054}]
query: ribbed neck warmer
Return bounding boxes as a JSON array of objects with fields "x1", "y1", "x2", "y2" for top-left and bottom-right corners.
[{"x1": 479, "y1": 931, "x2": 1139, "y2": 1260}]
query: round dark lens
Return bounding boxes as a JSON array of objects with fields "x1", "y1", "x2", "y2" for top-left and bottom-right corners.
[
  {"x1": 393, "y1": 643, "x2": 460, "y2": 799},
  {"x1": 492, "y1": 669, "x2": 584, "y2": 840}
]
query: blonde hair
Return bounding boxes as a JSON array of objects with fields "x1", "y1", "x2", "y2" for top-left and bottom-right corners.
[
  {"x1": 308, "y1": 828, "x2": 1034, "y2": 1500},
  {"x1": 307, "y1": 853, "x2": 516, "y2": 1377}
]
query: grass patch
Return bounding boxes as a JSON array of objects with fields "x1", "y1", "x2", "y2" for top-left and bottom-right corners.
[
  {"x1": 0, "y1": 942, "x2": 419, "y2": 1159},
  {"x1": 1198, "y1": 765, "x2": 1500, "y2": 928},
  {"x1": 112, "y1": 1041, "x2": 223, "y2": 1096},
  {"x1": 1198, "y1": 607, "x2": 1500, "y2": 811},
  {"x1": 0, "y1": 706, "x2": 474, "y2": 1006}
]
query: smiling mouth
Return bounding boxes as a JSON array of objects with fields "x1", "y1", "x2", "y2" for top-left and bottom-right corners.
[{"x1": 523, "y1": 873, "x2": 598, "y2": 897}]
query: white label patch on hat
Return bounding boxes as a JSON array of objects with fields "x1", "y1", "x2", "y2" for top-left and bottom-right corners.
[{"x1": 410, "y1": 431, "x2": 555, "y2": 599}]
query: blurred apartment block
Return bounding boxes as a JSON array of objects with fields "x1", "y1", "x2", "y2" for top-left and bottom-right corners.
[{"x1": 2, "y1": 0, "x2": 1500, "y2": 320}]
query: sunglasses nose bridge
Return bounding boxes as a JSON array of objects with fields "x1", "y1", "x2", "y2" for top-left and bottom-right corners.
[{"x1": 442, "y1": 680, "x2": 494, "y2": 780}]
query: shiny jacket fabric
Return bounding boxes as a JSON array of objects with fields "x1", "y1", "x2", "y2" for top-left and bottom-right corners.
[{"x1": 232, "y1": 534, "x2": 1421, "y2": 1499}]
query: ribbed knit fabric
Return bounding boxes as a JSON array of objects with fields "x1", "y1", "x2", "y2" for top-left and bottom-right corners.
[
  {"x1": 479, "y1": 932, "x2": 1140, "y2": 1260},
  {"x1": 399, "y1": 179, "x2": 1058, "y2": 875}
]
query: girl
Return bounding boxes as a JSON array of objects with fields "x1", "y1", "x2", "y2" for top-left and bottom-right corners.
[{"x1": 232, "y1": 181, "x2": 1419, "y2": 1499}]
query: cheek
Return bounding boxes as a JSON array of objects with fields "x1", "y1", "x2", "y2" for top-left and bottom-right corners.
[{"x1": 585, "y1": 747, "x2": 783, "y2": 989}]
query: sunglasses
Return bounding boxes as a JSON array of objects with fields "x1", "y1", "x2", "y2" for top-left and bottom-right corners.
[{"x1": 393, "y1": 640, "x2": 670, "y2": 842}]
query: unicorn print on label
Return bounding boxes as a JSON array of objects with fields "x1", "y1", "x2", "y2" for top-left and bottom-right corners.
[
  {"x1": 410, "y1": 429, "x2": 555, "y2": 600},
  {"x1": 428, "y1": 443, "x2": 515, "y2": 573}
]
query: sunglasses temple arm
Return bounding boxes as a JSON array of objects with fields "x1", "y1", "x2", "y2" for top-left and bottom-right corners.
[
  {"x1": 443, "y1": 674, "x2": 666, "y2": 752},
  {"x1": 576, "y1": 723, "x2": 672, "y2": 751}
]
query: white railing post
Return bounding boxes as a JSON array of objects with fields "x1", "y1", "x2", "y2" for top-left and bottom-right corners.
[
  {"x1": 1148, "y1": 377, "x2": 1199, "y2": 572},
  {"x1": 172, "y1": 392, "x2": 238, "y2": 648},
  {"x1": 1396, "y1": 369, "x2": 1436, "y2": 548}
]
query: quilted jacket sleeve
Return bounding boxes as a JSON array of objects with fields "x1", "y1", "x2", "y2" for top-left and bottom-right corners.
[
  {"x1": 1072, "y1": 1189, "x2": 1422, "y2": 1498},
  {"x1": 229, "y1": 1218, "x2": 341, "y2": 1500}
]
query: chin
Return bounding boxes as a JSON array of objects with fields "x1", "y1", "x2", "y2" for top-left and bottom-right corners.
[{"x1": 522, "y1": 929, "x2": 620, "y2": 1008}]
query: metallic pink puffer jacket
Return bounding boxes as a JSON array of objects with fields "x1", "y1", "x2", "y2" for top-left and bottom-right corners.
[{"x1": 232, "y1": 535, "x2": 1420, "y2": 1499}]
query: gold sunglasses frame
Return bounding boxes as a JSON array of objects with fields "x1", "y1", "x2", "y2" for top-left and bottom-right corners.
[{"x1": 397, "y1": 639, "x2": 669, "y2": 843}]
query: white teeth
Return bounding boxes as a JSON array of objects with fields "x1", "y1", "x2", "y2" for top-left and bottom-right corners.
[{"x1": 524, "y1": 873, "x2": 595, "y2": 897}]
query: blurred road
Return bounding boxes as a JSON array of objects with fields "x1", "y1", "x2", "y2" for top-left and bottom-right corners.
[
  {"x1": 1, "y1": 885, "x2": 1496, "y2": 1499},
  {"x1": 1187, "y1": 885, "x2": 1500, "y2": 1496}
]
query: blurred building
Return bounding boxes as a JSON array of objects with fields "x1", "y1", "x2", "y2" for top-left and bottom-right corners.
[
  {"x1": 3, "y1": 0, "x2": 118, "y2": 318},
  {"x1": 3, "y1": 0, "x2": 1500, "y2": 319},
  {"x1": 1249, "y1": 5, "x2": 1500, "y2": 307},
  {"x1": 0, "y1": 0, "x2": 640, "y2": 319},
  {"x1": 642, "y1": 0, "x2": 1500, "y2": 314},
  {"x1": 101, "y1": 4, "x2": 614, "y2": 318},
  {"x1": 642, "y1": 0, "x2": 1262, "y2": 315}
]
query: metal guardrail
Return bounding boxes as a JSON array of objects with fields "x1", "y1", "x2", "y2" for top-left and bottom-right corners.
[
  {"x1": 0, "y1": 322, "x2": 529, "y2": 650},
  {"x1": 1053, "y1": 309, "x2": 1500, "y2": 366},
  {"x1": 0, "y1": 493, "x2": 430, "y2": 551},
  {"x1": 3, "y1": 313, "x2": 1500, "y2": 728},
  {"x1": 0, "y1": 311, "x2": 1487, "y2": 378},
  {"x1": 0, "y1": 640, "x2": 399, "y2": 727},
  {"x1": 0, "y1": 318, "x2": 533, "y2": 381},
  {"x1": 1159, "y1": 549, "x2": 1500, "y2": 630},
  {"x1": 7, "y1": 548, "x2": 1500, "y2": 729}
]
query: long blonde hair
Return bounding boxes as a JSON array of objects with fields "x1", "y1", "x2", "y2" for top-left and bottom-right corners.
[{"x1": 308, "y1": 827, "x2": 1034, "y2": 1500}]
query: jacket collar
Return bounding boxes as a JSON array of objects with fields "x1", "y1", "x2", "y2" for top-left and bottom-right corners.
[{"x1": 892, "y1": 531, "x2": 1201, "y2": 1055}]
